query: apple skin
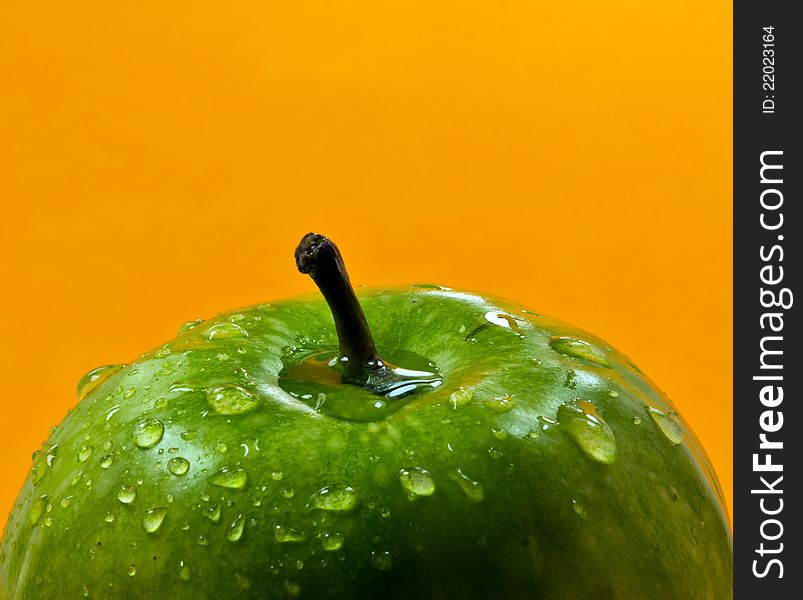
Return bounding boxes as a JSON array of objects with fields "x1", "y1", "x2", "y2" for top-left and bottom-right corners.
[{"x1": 0, "y1": 287, "x2": 732, "y2": 599}]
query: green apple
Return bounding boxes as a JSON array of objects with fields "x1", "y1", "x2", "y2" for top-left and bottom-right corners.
[{"x1": 0, "y1": 234, "x2": 732, "y2": 599}]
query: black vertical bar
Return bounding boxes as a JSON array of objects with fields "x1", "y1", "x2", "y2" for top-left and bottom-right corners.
[{"x1": 734, "y1": 1, "x2": 800, "y2": 597}]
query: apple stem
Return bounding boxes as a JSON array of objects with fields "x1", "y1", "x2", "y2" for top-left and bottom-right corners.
[{"x1": 295, "y1": 233, "x2": 383, "y2": 386}]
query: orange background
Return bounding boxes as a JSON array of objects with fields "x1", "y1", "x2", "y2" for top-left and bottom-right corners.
[{"x1": 0, "y1": 1, "x2": 732, "y2": 522}]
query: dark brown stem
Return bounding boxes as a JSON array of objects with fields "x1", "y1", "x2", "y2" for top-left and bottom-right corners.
[{"x1": 295, "y1": 233, "x2": 382, "y2": 384}]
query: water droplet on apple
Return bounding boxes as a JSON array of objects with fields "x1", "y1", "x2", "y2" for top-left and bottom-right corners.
[
  {"x1": 274, "y1": 523, "x2": 306, "y2": 544},
  {"x1": 205, "y1": 322, "x2": 249, "y2": 340},
  {"x1": 204, "y1": 503, "x2": 221, "y2": 522},
  {"x1": 123, "y1": 387, "x2": 137, "y2": 399},
  {"x1": 483, "y1": 394, "x2": 515, "y2": 413},
  {"x1": 632, "y1": 416, "x2": 642, "y2": 425},
  {"x1": 132, "y1": 418, "x2": 164, "y2": 449},
  {"x1": 572, "y1": 500, "x2": 590, "y2": 520},
  {"x1": 449, "y1": 388, "x2": 474, "y2": 409},
  {"x1": 128, "y1": 564, "x2": 137, "y2": 576},
  {"x1": 99, "y1": 454, "x2": 114, "y2": 469},
  {"x1": 646, "y1": 406, "x2": 683, "y2": 445},
  {"x1": 549, "y1": 336, "x2": 611, "y2": 367},
  {"x1": 76, "y1": 445, "x2": 94, "y2": 463},
  {"x1": 179, "y1": 319, "x2": 204, "y2": 335},
  {"x1": 76, "y1": 364, "x2": 125, "y2": 400},
  {"x1": 167, "y1": 457, "x2": 190, "y2": 476},
  {"x1": 153, "y1": 345, "x2": 171, "y2": 358},
  {"x1": 206, "y1": 385, "x2": 261, "y2": 415},
  {"x1": 370, "y1": 550, "x2": 393, "y2": 571},
  {"x1": 142, "y1": 507, "x2": 169, "y2": 533},
  {"x1": 180, "y1": 430, "x2": 197, "y2": 441},
  {"x1": 399, "y1": 467, "x2": 436, "y2": 498},
  {"x1": 210, "y1": 466, "x2": 248, "y2": 490},
  {"x1": 179, "y1": 561, "x2": 191, "y2": 581},
  {"x1": 557, "y1": 399, "x2": 617, "y2": 464},
  {"x1": 28, "y1": 495, "x2": 47, "y2": 525},
  {"x1": 484, "y1": 311, "x2": 523, "y2": 333},
  {"x1": 104, "y1": 511, "x2": 115, "y2": 523},
  {"x1": 60, "y1": 495, "x2": 74, "y2": 508},
  {"x1": 197, "y1": 535, "x2": 209, "y2": 546},
  {"x1": 117, "y1": 485, "x2": 137, "y2": 504},
  {"x1": 226, "y1": 514, "x2": 245, "y2": 542},
  {"x1": 307, "y1": 485, "x2": 359, "y2": 512},
  {"x1": 321, "y1": 532, "x2": 344, "y2": 551},
  {"x1": 450, "y1": 469, "x2": 484, "y2": 503}
]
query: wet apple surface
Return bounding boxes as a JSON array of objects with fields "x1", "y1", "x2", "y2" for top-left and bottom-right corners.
[{"x1": 0, "y1": 236, "x2": 732, "y2": 599}]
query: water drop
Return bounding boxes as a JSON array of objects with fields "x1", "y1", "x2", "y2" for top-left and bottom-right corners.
[
  {"x1": 549, "y1": 336, "x2": 611, "y2": 367},
  {"x1": 484, "y1": 311, "x2": 523, "y2": 333},
  {"x1": 449, "y1": 388, "x2": 474, "y2": 409},
  {"x1": 399, "y1": 467, "x2": 436, "y2": 498},
  {"x1": 632, "y1": 416, "x2": 642, "y2": 425},
  {"x1": 204, "y1": 503, "x2": 222, "y2": 523},
  {"x1": 608, "y1": 390, "x2": 620, "y2": 398},
  {"x1": 29, "y1": 495, "x2": 47, "y2": 525},
  {"x1": 274, "y1": 524, "x2": 306, "y2": 544},
  {"x1": 307, "y1": 485, "x2": 359, "y2": 512},
  {"x1": 142, "y1": 507, "x2": 169, "y2": 533},
  {"x1": 123, "y1": 388, "x2": 137, "y2": 399},
  {"x1": 572, "y1": 500, "x2": 590, "y2": 520},
  {"x1": 132, "y1": 418, "x2": 164, "y2": 449},
  {"x1": 104, "y1": 512, "x2": 115, "y2": 523},
  {"x1": 206, "y1": 385, "x2": 260, "y2": 416},
  {"x1": 450, "y1": 469, "x2": 485, "y2": 503},
  {"x1": 483, "y1": 394, "x2": 515, "y2": 413},
  {"x1": 647, "y1": 407, "x2": 683, "y2": 445},
  {"x1": 205, "y1": 322, "x2": 249, "y2": 340},
  {"x1": 197, "y1": 535, "x2": 209, "y2": 546},
  {"x1": 154, "y1": 345, "x2": 172, "y2": 358},
  {"x1": 371, "y1": 550, "x2": 393, "y2": 571},
  {"x1": 211, "y1": 466, "x2": 248, "y2": 490},
  {"x1": 167, "y1": 457, "x2": 190, "y2": 476},
  {"x1": 76, "y1": 364, "x2": 124, "y2": 400},
  {"x1": 117, "y1": 485, "x2": 137, "y2": 504},
  {"x1": 179, "y1": 561, "x2": 191, "y2": 581},
  {"x1": 128, "y1": 564, "x2": 137, "y2": 577},
  {"x1": 77, "y1": 445, "x2": 95, "y2": 463},
  {"x1": 180, "y1": 430, "x2": 197, "y2": 441},
  {"x1": 557, "y1": 399, "x2": 617, "y2": 464},
  {"x1": 178, "y1": 319, "x2": 204, "y2": 335},
  {"x1": 215, "y1": 442, "x2": 228, "y2": 453},
  {"x1": 60, "y1": 495, "x2": 74, "y2": 509},
  {"x1": 226, "y1": 514, "x2": 246, "y2": 542},
  {"x1": 321, "y1": 532, "x2": 344, "y2": 551},
  {"x1": 100, "y1": 454, "x2": 114, "y2": 469}
]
